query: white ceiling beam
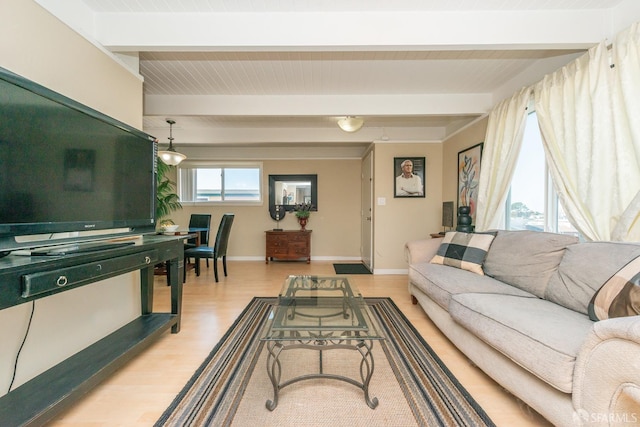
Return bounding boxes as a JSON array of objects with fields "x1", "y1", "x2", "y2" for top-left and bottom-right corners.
[
  {"x1": 177, "y1": 144, "x2": 370, "y2": 160},
  {"x1": 144, "y1": 93, "x2": 493, "y2": 116},
  {"x1": 153, "y1": 126, "x2": 444, "y2": 145},
  {"x1": 613, "y1": 1, "x2": 640, "y2": 33},
  {"x1": 96, "y1": 10, "x2": 613, "y2": 52}
]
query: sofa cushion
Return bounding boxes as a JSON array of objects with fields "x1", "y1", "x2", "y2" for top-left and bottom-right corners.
[
  {"x1": 546, "y1": 242, "x2": 640, "y2": 316},
  {"x1": 409, "y1": 262, "x2": 536, "y2": 310},
  {"x1": 430, "y1": 231, "x2": 495, "y2": 275},
  {"x1": 449, "y1": 293, "x2": 593, "y2": 393},
  {"x1": 588, "y1": 255, "x2": 640, "y2": 321},
  {"x1": 483, "y1": 230, "x2": 578, "y2": 297}
]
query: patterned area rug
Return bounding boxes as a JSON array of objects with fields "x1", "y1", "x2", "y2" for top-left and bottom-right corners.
[{"x1": 155, "y1": 297, "x2": 495, "y2": 427}]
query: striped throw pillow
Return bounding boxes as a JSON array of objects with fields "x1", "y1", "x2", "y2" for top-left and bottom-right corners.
[
  {"x1": 588, "y1": 256, "x2": 640, "y2": 321},
  {"x1": 430, "y1": 231, "x2": 496, "y2": 275}
]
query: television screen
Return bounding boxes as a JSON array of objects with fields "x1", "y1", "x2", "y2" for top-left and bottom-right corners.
[{"x1": 0, "y1": 67, "x2": 156, "y2": 252}]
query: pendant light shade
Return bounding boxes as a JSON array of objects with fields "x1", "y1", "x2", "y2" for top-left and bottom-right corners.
[
  {"x1": 157, "y1": 119, "x2": 186, "y2": 166},
  {"x1": 337, "y1": 116, "x2": 364, "y2": 132}
]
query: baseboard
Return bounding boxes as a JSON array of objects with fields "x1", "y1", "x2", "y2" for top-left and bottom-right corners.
[
  {"x1": 225, "y1": 256, "x2": 362, "y2": 262},
  {"x1": 222, "y1": 257, "x2": 408, "y2": 275},
  {"x1": 373, "y1": 268, "x2": 408, "y2": 275}
]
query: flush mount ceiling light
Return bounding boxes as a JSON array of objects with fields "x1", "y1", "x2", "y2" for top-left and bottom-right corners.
[
  {"x1": 337, "y1": 116, "x2": 364, "y2": 132},
  {"x1": 157, "y1": 119, "x2": 186, "y2": 166}
]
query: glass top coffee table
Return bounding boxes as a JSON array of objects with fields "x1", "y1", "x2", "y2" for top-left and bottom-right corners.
[{"x1": 261, "y1": 275, "x2": 384, "y2": 410}]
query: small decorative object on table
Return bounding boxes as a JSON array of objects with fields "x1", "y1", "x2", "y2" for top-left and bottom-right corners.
[
  {"x1": 441, "y1": 201, "x2": 454, "y2": 234},
  {"x1": 456, "y1": 206, "x2": 474, "y2": 233},
  {"x1": 272, "y1": 205, "x2": 285, "y2": 231},
  {"x1": 160, "y1": 220, "x2": 179, "y2": 232},
  {"x1": 294, "y1": 203, "x2": 313, "y2": 231}
]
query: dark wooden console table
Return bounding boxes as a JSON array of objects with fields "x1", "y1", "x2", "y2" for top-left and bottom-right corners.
[
  {"x1": 0, "y1": 234, "x2": 184, "y2": 426},
  {"x1": 265, "y1": 230, "x2": 312, "y2": 263}
]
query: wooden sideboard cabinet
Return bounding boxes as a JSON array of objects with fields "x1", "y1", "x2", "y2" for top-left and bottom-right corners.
[{"x1": 265, "y1": 230, "x2": 312, "y2": 263}]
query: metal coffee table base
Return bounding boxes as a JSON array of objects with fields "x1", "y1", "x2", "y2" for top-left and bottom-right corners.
[{"x1": 265, "y1": 338, "x2": 378, "y2": 411}]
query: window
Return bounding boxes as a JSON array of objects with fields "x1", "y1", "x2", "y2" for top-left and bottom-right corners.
[
  {"x1": 178, "y1": 162, "x2": 262, "y2": 204},
  {"x1": 506, "y1": 112, "x2": 579, "y2": 237}
]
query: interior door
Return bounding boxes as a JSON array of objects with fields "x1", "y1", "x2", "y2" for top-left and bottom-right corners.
[{"x1": 361, "y1": 151, "x2": 373, "y2": 271}]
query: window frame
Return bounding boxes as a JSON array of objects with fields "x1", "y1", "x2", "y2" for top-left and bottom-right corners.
[
  {"x1": 504, "y1": 111, "x2": 577, "y2": 236},
  {"x1": 177, "y1": 161, "x2": 263, "y2": 206}
]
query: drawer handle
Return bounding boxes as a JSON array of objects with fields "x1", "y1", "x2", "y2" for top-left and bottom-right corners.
[
  {"x1": 144, "y1": 256, "x2": 152, "y2": 264},
  {"x1": 56, "y1": 276, "x2": 68, "y2": 287}
]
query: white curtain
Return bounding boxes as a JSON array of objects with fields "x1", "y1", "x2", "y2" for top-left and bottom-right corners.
[
  {"x1": 611, "y1": 23, "x2": 640, "y2": 240},
  {"x1": 535, "y1": 39, "x2": 640, "y2": 241},
  {"x1": 475, "y1": 87, "x2": 532, "y2": 231}
]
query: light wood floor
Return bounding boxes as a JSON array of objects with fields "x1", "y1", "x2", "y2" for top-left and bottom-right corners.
[{"x1": 50, "y1": 261, "x2": 551, "y2": 426}]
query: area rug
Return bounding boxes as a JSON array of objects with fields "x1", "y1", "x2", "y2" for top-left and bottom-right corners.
[
  {"x1": 155, "y1": 297, "x2": 495, "y2": 427},
  {"x1": 333, "y1": 263, "x2": 372, "y2": 274}
]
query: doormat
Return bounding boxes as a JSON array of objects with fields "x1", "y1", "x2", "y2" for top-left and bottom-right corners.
[{"x1": 333, "y1": 263, "x2": 372, "y2": 274}]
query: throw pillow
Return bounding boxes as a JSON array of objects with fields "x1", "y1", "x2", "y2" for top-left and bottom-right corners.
[
  {"x1": 588, "y1": 256, "x2": 640, "y2": 321},
  {"x1": 430, "y1": 231, "x2": 496, "y2": 275}
]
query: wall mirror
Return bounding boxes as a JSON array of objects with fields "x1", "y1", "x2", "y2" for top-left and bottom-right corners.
[{"x1": 268, "y1": 174, "x2": 317, "y2": 220}]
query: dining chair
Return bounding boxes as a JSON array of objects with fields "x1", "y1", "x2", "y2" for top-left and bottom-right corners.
[
  {"x1": 183, "y1": 213, "x2": 235, "y2": 282},
  {"x1": 187, "y1": 213, "x2": 212, "y2": 245},
  {"x1": 185, "y1": 213, "x2": 212, "y2": 267}
]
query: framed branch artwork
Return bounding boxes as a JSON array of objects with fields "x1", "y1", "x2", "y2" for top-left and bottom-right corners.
[
  {"x1": 394, "y1": 157, "x2": 425, "y2": 198},
  {"x1": 457, "y1": 143, "x2": 483, "y2": 222}
]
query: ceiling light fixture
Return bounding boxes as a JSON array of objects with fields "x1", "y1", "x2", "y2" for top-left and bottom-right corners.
[
  {"x1": 157, "y1": 119, "x2": 186, "y2": 166},
  {"x1": 338, "y1": 116, "x2": 364, "y2": 132}
]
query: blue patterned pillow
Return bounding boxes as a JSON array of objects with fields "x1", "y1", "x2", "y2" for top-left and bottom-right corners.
[{"x1": 430, "y1": 231, "x2": 496, "y2": 275}]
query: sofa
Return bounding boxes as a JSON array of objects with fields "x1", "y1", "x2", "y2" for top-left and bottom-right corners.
[{"x1": 405, "y1": 230, "x2": 640, "y2": 426}]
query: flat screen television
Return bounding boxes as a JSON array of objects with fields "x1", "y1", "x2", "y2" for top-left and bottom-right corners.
[{"x1": 0, "y1": 66, "x2": 157, "y2": 255}]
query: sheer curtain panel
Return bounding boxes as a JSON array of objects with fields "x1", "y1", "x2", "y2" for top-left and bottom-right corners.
[
  {"x1": 535, "y1": 39, "x2": 640, "y2": 241},
  {"x1": 611, "y1": 23, "x2": 640, "y2": 240},
  {"x1": 475, "y1": 87, "x2": 531, "y2": 231}
]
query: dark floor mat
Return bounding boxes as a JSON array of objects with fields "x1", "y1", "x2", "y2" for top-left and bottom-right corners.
[{"x1": 333, "y1": 263, "x2": 372, "y2": 274}]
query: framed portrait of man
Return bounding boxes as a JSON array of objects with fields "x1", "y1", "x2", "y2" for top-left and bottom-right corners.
[{"x1": 394, "y1": 157, "x2": 425, "y2": 198}]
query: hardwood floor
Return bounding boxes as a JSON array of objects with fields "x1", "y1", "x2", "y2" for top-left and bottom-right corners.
[{"x1": 50, "y1": 261, "x2": 551, "y2": 426}]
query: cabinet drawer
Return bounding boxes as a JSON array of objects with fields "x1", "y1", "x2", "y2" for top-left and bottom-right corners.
[
  {"x1": 22, "y1": 250, "x2": 159, "y2": 298},
  {"x1": 288, "y1": 243, "x2": 307, "y2": 253}
]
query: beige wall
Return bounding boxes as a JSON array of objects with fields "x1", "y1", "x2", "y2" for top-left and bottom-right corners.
[
  {"x1": 442, "y1": 117, "x2": 489, "y2": 225},
  {"x1": 168, "y1": 133, "x2": 493, "y2": 272},
  {"x1": 372, "y1": 142, "x2": 443, "y2": 272},
  {"x1": 0, "y1": 0, "x2": 143, "y2": 128},
  {"x1": 0, "y1": 0, "x2": 145, "y2": 394},
  {"x1": 169, "y1": 159, "x2": 363, "y2": 260}
]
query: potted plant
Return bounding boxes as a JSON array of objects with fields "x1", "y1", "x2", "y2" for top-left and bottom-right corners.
[
  {"x1": 156, "y1": 158, "x2": 182, "y2": 230},
  {"x1": 293, "y1": 203, "x2": 313, "y2": 231}
]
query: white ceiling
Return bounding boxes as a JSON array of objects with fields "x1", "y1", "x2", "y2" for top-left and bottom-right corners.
[{"x1": 35, "y1": 0, "x2": 640, "y2": 155}]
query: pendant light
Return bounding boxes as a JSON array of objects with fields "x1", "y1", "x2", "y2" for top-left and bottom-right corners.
[
  {"x1": 157, "y1": 119, "x2": 186, "y2": 166},
  {"x1": 338, "y1": 116, "x2": 364, "y2": 132}
]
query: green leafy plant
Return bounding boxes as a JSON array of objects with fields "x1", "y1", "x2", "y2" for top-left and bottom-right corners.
[
  {"x1": 156, "y1": 158, "x2": 182, "y2": 226},
  {"x1": 293, "y1": 202, "x2": 313, "y2": 219}
]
